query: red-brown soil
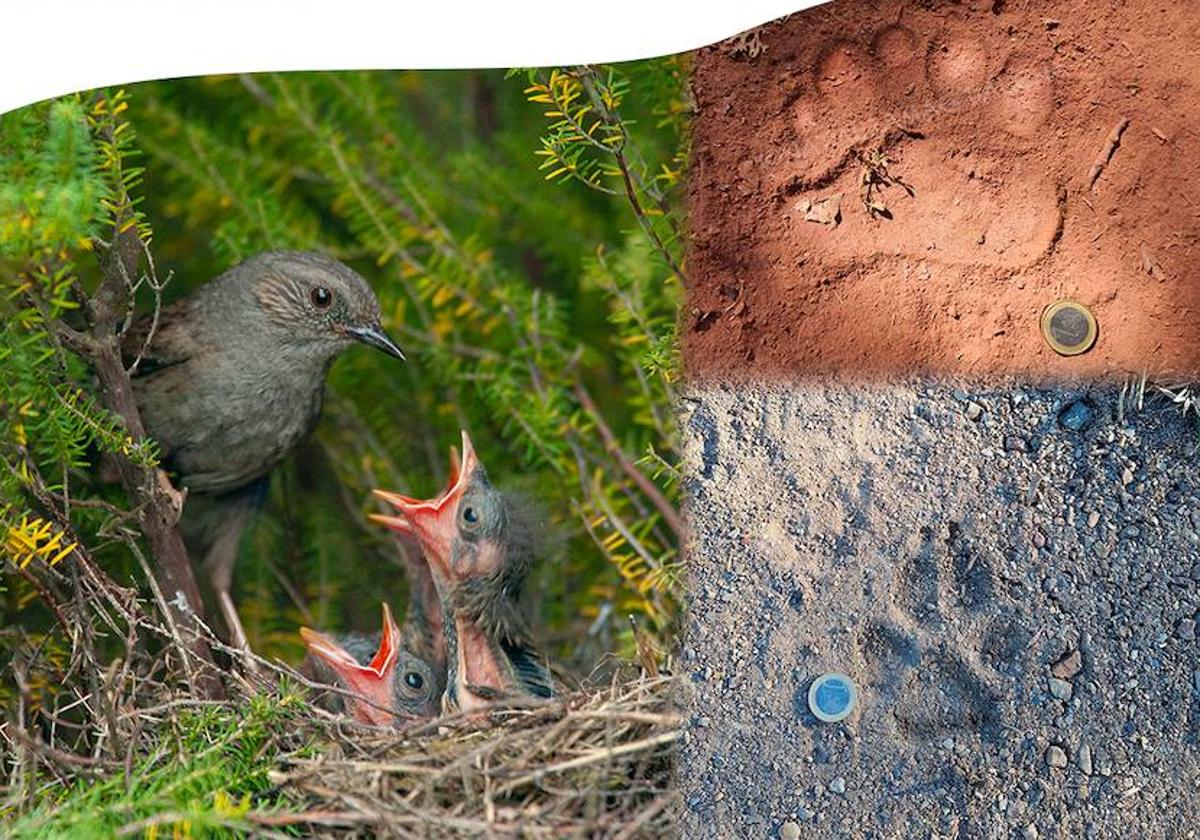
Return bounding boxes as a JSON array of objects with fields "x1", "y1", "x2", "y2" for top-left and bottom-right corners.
[{"x1": 685, "y1": 0, "x2": 1200, "y2": 380}]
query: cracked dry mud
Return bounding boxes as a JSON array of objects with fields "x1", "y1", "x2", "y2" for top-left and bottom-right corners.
[
  {"x1": 685, "y1": 0, "x2": 1200, "y2": 378},
  {"x1": 677, "y1": 383, "x2": 1200, "y2": 838}
]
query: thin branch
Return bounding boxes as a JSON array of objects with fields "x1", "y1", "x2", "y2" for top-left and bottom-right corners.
[{"x1": 573, "y1": 382, "x2": 681, "y2": 538}]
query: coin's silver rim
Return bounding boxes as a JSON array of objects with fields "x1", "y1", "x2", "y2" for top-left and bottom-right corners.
[{"x1": 808, "y1": 672, "x2": 858, "y2": 723}]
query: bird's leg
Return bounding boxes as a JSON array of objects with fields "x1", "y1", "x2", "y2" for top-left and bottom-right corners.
[{"x1": 203, "y1": 502, "x2": 255, "y2": 666}]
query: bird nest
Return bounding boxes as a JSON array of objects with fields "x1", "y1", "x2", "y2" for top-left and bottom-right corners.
[{"x1": 255, "y1": 673, "x2": 681, "y2": 838}]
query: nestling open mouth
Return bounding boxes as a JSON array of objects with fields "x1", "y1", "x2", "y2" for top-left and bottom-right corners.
[
  {"x1": 369, "y1": 430, "x2": 477, "y2": 563},
  {"x1": 299, "y1": 602, "x2": 405, "y2": 727}
]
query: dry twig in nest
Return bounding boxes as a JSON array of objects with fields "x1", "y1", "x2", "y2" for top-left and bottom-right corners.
[{"x1": 259, "y1": 673, "x2": 681, "y2": 839}]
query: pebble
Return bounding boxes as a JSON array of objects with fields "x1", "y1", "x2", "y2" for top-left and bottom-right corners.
[
  {"x1": 1177, "y1": 618, "x2": 1196, "y2": 641},
  {"x1": 966, "y1": 402, "x2": 984, "y2": 422},
  {"x1": 1078, "y1": 743, "x2": 1093, "y2": 775},
  {"x1": 1087, "y1": 511, "x2": 1101, "y2": 529},
  {"x1": 1058, "y1": 400, "x2": 1095, "y2": 432},
  {"x1": 779, "y1": 821, "x2": 801, "y2": 840},
  {"x1": 1005, "y1": 435, "x2": 1029, "y2": 453},
  {"x1": 829, "y1": 777, "x2": 846, "y2": 795},
  {"x1": 1023, "y1": 824, "x2": 1039, "y2": 840},
  {"x1": 1052, "y1": 650, "x2": 1083, "y2": 680},
  {"x1": 1049, "y1": 677, "x2": 1073, "y2": 701},
  {"x1": 1046, "y1": 745, "x2": 1068, "y2": 769},
  {"x1": 796, "y1": 805, "x2": 815, "y2": 821}
]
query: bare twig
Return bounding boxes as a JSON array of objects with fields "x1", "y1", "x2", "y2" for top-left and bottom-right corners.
[
  {"x1": 574, "y1": 382, "x2": 682, "y2": 538},
  {"x1": 1087, "y1": 117, "x2": 1131, "y2": 190}
]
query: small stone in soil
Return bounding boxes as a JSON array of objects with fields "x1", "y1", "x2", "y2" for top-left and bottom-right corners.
[
  {"x1": 1046, "y1": 745, "x2": 1069, "y2": 768},
  {"x1": 1078, "y1": 743, "x2": 1094, "y2": 775},
  {"x1": 1049, "y1": 677, "x2": 1073, "y2": 701},
  {"x1": 1058, "y1": 400, "x2": 1096, "y2": 432},
  {"x1": 1005, "y1": 435, "x2": 1029, "y2": 453},
  {"x1": 966, "y1": 402, "x2": 983, "y2": 421},
  {"x1": 1052, "y1": 649, "x2": 1083, "y2": 680},
  {"x1": 829, "y1": 777, "x2": 846, "y2": 795},
  {"x1": 780, "y1": 820, "x2": 801, "y2": 840}
]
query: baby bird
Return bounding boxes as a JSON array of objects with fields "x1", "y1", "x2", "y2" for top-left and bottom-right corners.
[
  {"x1": 120, "y1": 251, "x2": 405, "y2": 649},
  {"x1": 300, "y1": 603, "x2": 440, "y2": 726},
  {"x1": 370, "y1": 432, "x2": 553, "y2": 713}
]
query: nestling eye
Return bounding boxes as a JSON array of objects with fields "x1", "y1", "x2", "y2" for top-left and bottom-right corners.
[
  {"x1": 404, "y1": 671, "x2": 424, "y2": 690},
  {"x1": 461, "y1": 505, "x2": 479, "y2": 527},
  {"x1": 310, "y1": 286, "x2": 333, "y2": 309}
]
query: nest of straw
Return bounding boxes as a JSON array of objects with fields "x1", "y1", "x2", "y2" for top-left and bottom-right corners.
[
  {"x1": 256, "y1": 673, "x2": 681, "y2": 839},
  {"x1": 2, "y1": 550, "x2": 678, "y2": 837}
]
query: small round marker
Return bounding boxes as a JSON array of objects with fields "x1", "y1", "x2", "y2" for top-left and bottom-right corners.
[
  {"x1": 1041, "y1": 300, "x2": 1097, "y2": 356},
  {"x1": 808, "y1": 672, "x2": 858, "y2": 723}
]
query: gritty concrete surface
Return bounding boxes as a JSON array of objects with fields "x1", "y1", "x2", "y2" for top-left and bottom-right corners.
[{"x1": 676, "y1": 381, "x2": 1200, "y2": 838}]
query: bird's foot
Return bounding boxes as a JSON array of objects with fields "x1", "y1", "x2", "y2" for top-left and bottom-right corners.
[{"x1": 154, "y1": 469, "x2": 188, "y2": 524}]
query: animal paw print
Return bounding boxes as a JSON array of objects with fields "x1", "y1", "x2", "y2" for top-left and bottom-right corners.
[
  {"x1": 785, "y1": 18, "x2": 1062, "y2": 269},
  {"x1": 856, "y1": 520, "x2": 1006, "y2": 742}
]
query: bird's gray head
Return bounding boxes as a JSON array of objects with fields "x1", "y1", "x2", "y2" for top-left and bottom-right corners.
[
  {"x1": 247, "y1": 251, "x2": 404, "y2": 361},
  {"x1": 370, "y1": 431, "x2": 540, "y2": 591},
  {"x1": 300, "y1": 603, "x2": 439, "y2": 726}
]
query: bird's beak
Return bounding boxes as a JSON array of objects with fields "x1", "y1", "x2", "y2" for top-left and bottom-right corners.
[
  {"x1": 369, "y1": 431, "x2": 479, "y2": 569},
  {"x1": 299, "y1": 603, "x2": 402, "y2": 727},
  {"x1": 348, "y1": 323, "x2": 406, "y2": 360}
]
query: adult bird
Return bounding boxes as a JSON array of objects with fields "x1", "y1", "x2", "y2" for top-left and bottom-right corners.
[
  {"x1": 370, "y1": 431, "x2": 554, "y2": 714},
  {"x1": 120, "y1": 250, "x2": 405, "y2": 650},
  {"x1": 300, "y1": 603, "x2": 440, "y2": 726}
]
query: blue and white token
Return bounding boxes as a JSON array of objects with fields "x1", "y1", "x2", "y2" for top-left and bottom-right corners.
[{"x1": 808, "y1": 672, "x2": 857, "y2": 723}]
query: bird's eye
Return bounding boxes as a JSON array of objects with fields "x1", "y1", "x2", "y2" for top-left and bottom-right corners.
[
  {"x1": 404, "y1": 671, "x2": 424, "y2": 690},
  {"x1": 310, "y1": 286, "x2": 333, "y2": 309},
  {"x1": 461, "y1": 505, "x2": 480, "y2": 528}
]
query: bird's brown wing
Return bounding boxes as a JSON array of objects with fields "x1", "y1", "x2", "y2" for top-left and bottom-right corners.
[{"x1": 120, "y1": 297, "x2": 204, "y2": 377}]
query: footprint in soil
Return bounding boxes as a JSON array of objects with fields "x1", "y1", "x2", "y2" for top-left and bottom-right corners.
[
  {"x1": 788, "y1": 17, "x2": 1062, "y2": 269},
  {"x1": 859, "y1": 519, "x2": 1006, "y2": 743}
]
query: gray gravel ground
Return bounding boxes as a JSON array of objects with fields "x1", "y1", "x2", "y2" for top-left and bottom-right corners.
[{"x1": 676, "y1": 381, "x2": 1200, "y2": 839}]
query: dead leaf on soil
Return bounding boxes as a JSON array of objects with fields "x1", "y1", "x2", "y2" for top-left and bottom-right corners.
[
  {"x1": 858, "y1": 149, "x2": 914, "y2": 219},
  {"x1": 796, "y1": 193, "x2": 843, "y2": 226},
  {"x1": 1140, "y1": 245, "x2": 1167, "y2": 282}
]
